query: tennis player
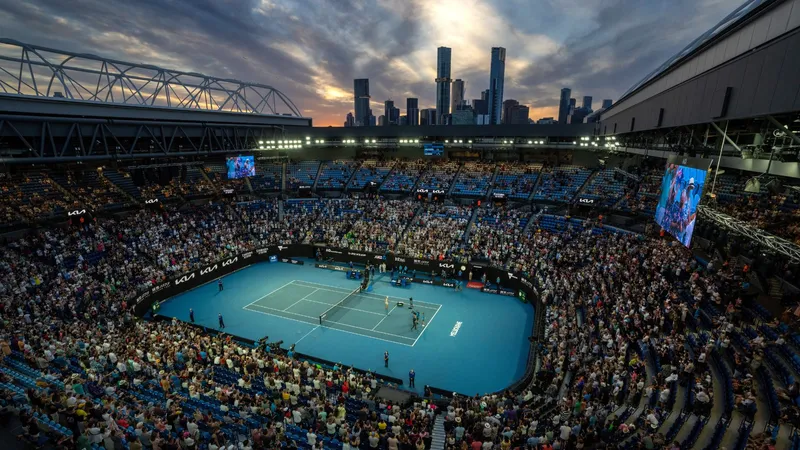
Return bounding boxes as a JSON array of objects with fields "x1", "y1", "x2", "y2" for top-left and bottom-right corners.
[{"x1": 385, "y1": 296, "x2": 389, "y2": 314}]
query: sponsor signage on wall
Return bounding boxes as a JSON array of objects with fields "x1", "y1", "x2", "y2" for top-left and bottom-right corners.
[{"x1": 577, "y1": 197, "x2": 596, "y2": 205}]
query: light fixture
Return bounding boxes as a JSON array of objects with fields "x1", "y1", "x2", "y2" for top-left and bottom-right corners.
[
  {"x1": 528, "y1": 140, "x2": 532, "y2": 144},
  {"x1": 445, "y1": 140, "x2": 449, "y2": 143},
  {"x1": 573, "y1": 141, "x2": 576, "y2": 144},
  {"x1": 321, "y1": 140, "x2": 325, "y2": 144},
  {"x1": 415, "y1": 139, "x2": 419, "y2": 143},
  {"x1": 259, "y1": 145, "x2": 264, "y2": 149},
  {"x1": 468, "y1": 140, "x2": 472, "y2": 143},
  {"x1": 259, "y1": 140, "x2": 264, "y2": 145},
  {"x1": 372, "y1": 140, "x2": 376, "y2": 143}
]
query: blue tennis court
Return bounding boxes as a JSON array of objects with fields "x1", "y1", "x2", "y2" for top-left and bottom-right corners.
[{"x1": 156, "y1": 260, "x2": 534, "y2": 395}]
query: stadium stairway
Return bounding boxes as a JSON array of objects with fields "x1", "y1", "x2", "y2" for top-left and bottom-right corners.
[
  {"x1": 571, "y1": 168, "x2": 599, "y2": 202},
  {"x1": 445, "y1": 164, "x2": 463, "y2": 197},
  {"x1": 485, "y1": 164, "x2": 500, "y2": 200},
  {"x1": 343, "y1": 160, "x2": 363, "y2": 191},
  {"x1": 462, "y1": 207, "x2": 480, "y2": 241},
  {"x1": 281, "y1": 161, "x2": 287, "y2": 191},
  {"x1": 409, "y1": 166, "x2": 427, "y2": 193},
  {"x1": 430, "y1": 414, "x2": 446, "y2": 450},
  {"x1": 377, "y1": 160, "x2": 398, "y2": 191},
  {"x1": 311, "y1": 161, "x2": 324, "y2": 191},
  {"x1": 99, "y1": 170, "x2": 140, "y2": 205},
  {"x1": 244, "y1": 177, "x2": 254, "y2": 193},
  {"x1": 768, "y1": 277, "x2": 784, "y2": 299},
  {"x1": 526, "y1": 174, "x2": 544, "y2": 202}
]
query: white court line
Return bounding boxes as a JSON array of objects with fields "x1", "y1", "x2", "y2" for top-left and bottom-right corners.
[
  {"x1": 412, "y1": 304, "x2": 442, "y2": 347},
  {"x1": 371, "y1": 305, "x2": 398, "y2": 330},
  {"x1": 296, "y1": 298, "x2": 386, "y2": 316},
  {"x1": 292, "y1": 280, "x2": 440, "y2": 309},
  {"x1": 244, "y1": 305, "x2": 413, "y2": 347},
  {"x1": 295, "y1": 326, "x2": 319, "y2": 345},
  {"x1": 282, "y1": 288, "x2": 319, "y2": 311},
  {"x1": 242, "y1": 280, "x2": 297, "y2": 309},
  {"x1": 245, "y1": 303, "x2": 415, "y2": 343}
]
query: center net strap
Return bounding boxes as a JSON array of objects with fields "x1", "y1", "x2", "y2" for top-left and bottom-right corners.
[{"x1": 319, "y1": 286, "x2": 361, "y2": 325}]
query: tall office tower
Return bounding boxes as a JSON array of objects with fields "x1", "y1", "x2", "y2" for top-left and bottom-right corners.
[
  {"x1": 509, "y1": 105, "x2": 529, "y2": 124},
  {"x1": 421, "y1": 108, "x2": 437, "y2": 126},
  {"x1": 569, "y1": 98, "x2": 576, "y2": 109},
  {"x1": 487, "y1": 47, "x2": 506, "y2": 125},
  {"x1": 406, "y1": 98, "x2": 419, "y2": 126},
  {"x1": 378, "y1": 115, "x2": 386, "y2": 126},
  {"x1": 602, "y1": 99, "x2": 613, "y2": 109},
  {"x1": 481, "y1": 89, "x2": 489, "y2": 101},
  {"x1": 353, "y1": 79, "x2": 371, "y2": 127},
  {"x1": 472, "y1": 98, "x2": 488, "y2": 116},
  {"x1": 369, "y1": 114, "x2": 376, "y2": 127},
  {"x1": 582, "y1": 96, "x2": 593, "y2": 110},
  {"x1": 384, "y1": 100, "x2": 395, "y2": 126},
  {"x1": 390, "y1": 106, "x2": 400, "y2": 125},
  {"x1": 344, "y1": 112, "x2": 355, "y2": 127},
  {"x1": 502, "y1": 99, "x2": 520, "y2": 125},
  {"x1": 399, "y1": 116, "x2": 408, "y2": 126},
  {"x1": 558, "y1": 88, "x2": 571, "y2": 124},
  {"x1": 435, "y1": 47, "x2": 452, "y2": 125},
  {"x1": 451, "y1": 79, "x2": 465, "y2": 113}
]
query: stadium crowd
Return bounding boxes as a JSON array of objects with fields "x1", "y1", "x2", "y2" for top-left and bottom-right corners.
[{"x1": 1, "y1": 159, "x2": 800, "y2": 450}]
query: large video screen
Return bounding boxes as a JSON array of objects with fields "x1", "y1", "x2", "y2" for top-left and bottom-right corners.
[
  {"x1": 654, "y1": 161, "x2": 708, "y2": 247},
  {"x1": 226, "y1": 156, "x2": 255, "y2": 179},
  {"x1": 424, "y1": 143, "x2": 444, "y2": 156}
]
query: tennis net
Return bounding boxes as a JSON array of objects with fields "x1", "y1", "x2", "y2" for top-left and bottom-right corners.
[{"x1": 319, "y1": 287, "x2": 362, "y2": 325}]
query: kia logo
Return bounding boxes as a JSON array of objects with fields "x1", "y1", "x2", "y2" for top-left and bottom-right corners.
[
  {"x1": 200, "y1": 264, "x2": 218, "y2": 275},
  {"x1": 174, "y1": 273, "x2": 196, "y2": 285},
  {"x1": 578, "y1": 198, "x2": 595, "y2": 205},
  {"x1": 439, "y1": 263, "x2": 454, "y2": 269},
  {"x1": 68, "y1": 210, "x2": 86, "y2": 216},
  {"x1": 145, "y1": 199, "x2": 159, "y2": 204},
  {"x1": 221, "y1": 257, "x2": 238, "y2": 267}
]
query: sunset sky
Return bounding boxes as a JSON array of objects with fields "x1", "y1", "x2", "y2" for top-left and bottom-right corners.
[{"x1": 1, "y1": 0, "x2": 742, "y2": 126}]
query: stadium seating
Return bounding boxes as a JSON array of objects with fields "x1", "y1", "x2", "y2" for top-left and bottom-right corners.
[
  {"x1": 3, "y1": 158, "x2": 800, "y2": 450},
  {"x1": 579, "y1": 168, "x2": 629, "y2": 207},
  {"x1": 251, "y1": 161, "x2": 284, "y2": 192},
  {"x1": 380, "y1": 160, "x2": 425, "y2": 193},
  {"x1": 492, "y1": 163, "x2": 542, "y2": 199},
  {"x1": 416, "y1": 160, "x2": 460, "y2": 191},
  {"x1": 533, "y1": 165, "x2": 593, "y2": 202},
  {"x1": 451, "y1": 162, "x2": 495, "y2": 197},
  {"x1": 350, "y1": 159, "x2": 394, "y2": 190},
  {"x1": 287, "y1": 160, "x2": 321, "y2": 190},
  {"x1": 316, "y1": 160, "x2": 359, "y2": 190}
]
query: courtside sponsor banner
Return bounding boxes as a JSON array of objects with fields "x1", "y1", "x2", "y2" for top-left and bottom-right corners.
[
  {"x1": 481, "y1": 287, "x2": 515, "y2": 296},
  {"x1": 315, "y1": 263, "x2": 348, "y2": 272},
  {"x1": 450, "y1": 321, "x2": 463, "y2": 337}
]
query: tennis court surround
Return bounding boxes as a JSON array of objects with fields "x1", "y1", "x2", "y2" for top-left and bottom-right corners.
[{"x1": 243, "y1": 280, "x2": 441, "y2": 346}]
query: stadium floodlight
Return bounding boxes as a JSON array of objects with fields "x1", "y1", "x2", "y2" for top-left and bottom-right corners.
[
  {"x1": 415, "y1": 139, "x2": 419, "y2": 143},
  {"x1": 321, "y1": 140, "x2": 325, "y2": 144},
  {"x1": 258, "y1": 140, "x2": 264, "y2": 145},
  {"x1": 468, "y1": 140, "x2": 472, "y2": 143},
  {"x1": 259, "y1": 145, "x2": 264, "y2": 149},
  {"x1": 371, "y1": 140, "x2": 376, "y2": 143},
  {"x1": 445, "y1": 140, "x2": 449, "y2": 143},
  {"x1": 305, "y1": 136, "x2": 310, "y2": 140},
  {"x1": 528, "y1": 140, "x2": 532, "y2": 144}
]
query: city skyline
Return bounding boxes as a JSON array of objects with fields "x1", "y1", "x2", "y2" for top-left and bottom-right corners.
[{"x1": 0, "y1": 0, "x2": 743, "y2": 126}]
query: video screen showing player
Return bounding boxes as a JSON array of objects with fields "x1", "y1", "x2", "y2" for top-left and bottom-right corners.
[
  {"x1": 226, "y1": 156, "x2": 255, "y2": 179},
  {"x1": 654, "y1": 163, "x2": 707, "y2": 247}
]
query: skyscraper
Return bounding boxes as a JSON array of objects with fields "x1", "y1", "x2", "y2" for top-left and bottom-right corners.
[
  {"x1": 384, "y1": 100, "x2": 395, "y2": 126},
  {"x1": 354, "y1": 79, "x2": 371, "y2": 127},
  {"x1": 509, "y1": 105, "x2": 529, "y2": 124},
  {"x1": 582, "y1": 96, "x2": 593, "y2": 111},
  {"x1": 406, "y1": 98, "x2": 419, "y2": 126},
  {"x1": 344, "y1": 112, "x2": 355, "y2": 127},
  {"x1": 481, "y1": 90, "x2": 489, "y2": 102},
  {"x1": 602, "y1": 99, "x2": 613, "y2": 109},
  {"x1": 435, "y1": 47, "x2": 452, "y2": 125},
  {"x1": 558, "y1": 88, "x2": 571, "y2": 124},
  {"x1": 487, "y1": 47, "x2": 506, "y2": 125},
  {"x1": 502, "y1": 99, "x2": 519, "y2": 125},
  {"x1": 451, "y1": 79, "x2": 465, "y2": 113},
  {"x1": 421, "y1": 108, "x2": 437, "y2": 126}
]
